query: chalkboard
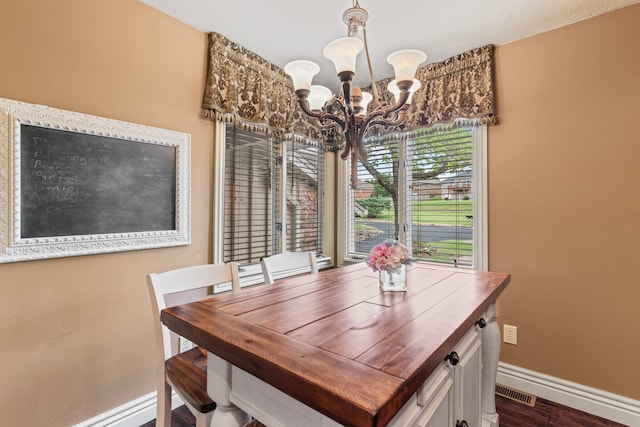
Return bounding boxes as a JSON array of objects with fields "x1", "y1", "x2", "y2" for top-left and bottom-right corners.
[
  {"x1": 0, "y1": 97, "x2": 191, "y2": 263},
  {"x1": 20, "y1": 124, "x2": 177, "y2": 238}
]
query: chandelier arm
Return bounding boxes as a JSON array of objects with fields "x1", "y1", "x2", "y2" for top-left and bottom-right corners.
[
  {"x1": 379, "y1": 89, "x2": 411, "y2": 116},
  {"x1": 358, "y1": 92, "x2": 410, "y2": 133},
  {"x1": 340, "y1": 143, "x2": 351, "y2": 160},
  {"x1": 361, "y1": 107, "x2": 390, "y2": 125},
  {"x1": 296, "y1": 98, "x2": 346, "y2": 129},
  {"x1": 365, "y1": 108, "x2": 408, "y2": 129},
  {"x1": 318, "y1": 112, "x2": 347, "y2": 129}
]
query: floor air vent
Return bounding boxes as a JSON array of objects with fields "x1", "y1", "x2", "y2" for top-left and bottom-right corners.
[{"x1": 495, "y1": 384, "x2": 537, "y2": 407}]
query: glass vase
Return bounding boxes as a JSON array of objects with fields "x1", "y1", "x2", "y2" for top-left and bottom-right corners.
[{"x1": 379, "y1": 264, "x2": 407, "y2": 292}]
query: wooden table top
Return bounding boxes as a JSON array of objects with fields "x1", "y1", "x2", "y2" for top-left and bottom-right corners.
[{"x1": 161, "y1": 262, "x2": 511, "y2": 427}]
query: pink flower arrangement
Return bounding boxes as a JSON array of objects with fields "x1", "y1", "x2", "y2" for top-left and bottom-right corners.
[{"x1": 366, "y1": 240, "x2": 411, "y2": 273}]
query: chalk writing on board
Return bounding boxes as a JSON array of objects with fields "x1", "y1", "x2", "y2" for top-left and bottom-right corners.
[{"x1": 20, "y1": 124, "x2": 177, "y2": 238}]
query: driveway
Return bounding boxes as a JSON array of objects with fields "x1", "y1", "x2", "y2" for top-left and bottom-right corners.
[{"x1": 355, "y1": 220, "x2": 472, "y2": 254}]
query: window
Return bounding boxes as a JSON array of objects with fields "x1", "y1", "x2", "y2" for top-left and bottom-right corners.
[
  {"x1": 347, "y1": 125, "x2": 486, "y2": 269},
  {"x1": 223, "y1": 126, "x2": 275, "y2": 264},
  {"x1": 284, "y1": 140, "x2": 325, "y2": 253},
  {"x1": 222, "y1": 125, "x2": 324, "y2": 266}
]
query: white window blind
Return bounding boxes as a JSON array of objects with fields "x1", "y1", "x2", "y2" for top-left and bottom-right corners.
[
  {"x1": 410, "y1": 128, "x2": 474, "y2": 267},
  {"x1": 223, "y1": 126, "x2": 276, "y2": 264},
  {"x1": 284, "y1": 140, "x2": 324, "y2": 253},
  {"x1": 348, "y1": 126, "x2": 478, "y2": 267},
  {"x1": 223, "y1": 125, "x2": 324, "y2": 265},
  {"x1": 350, "y1": 138, "x2": 400, "y2": 255}
]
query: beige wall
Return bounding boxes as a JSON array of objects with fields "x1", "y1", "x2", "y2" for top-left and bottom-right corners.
[
  {"x1": 490, "y1": 4, "x2": 640, "y2": 400},
  {"x1": 1, "y1": 1, "x2": 639, "y2": 426},
  {"x1": 0, "y1": 0, "x2": 213, "y2": 425}
]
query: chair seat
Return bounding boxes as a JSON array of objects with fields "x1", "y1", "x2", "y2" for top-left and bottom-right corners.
[{"x1": 165, "y1": 347, "x2": 216, "y2": 413}]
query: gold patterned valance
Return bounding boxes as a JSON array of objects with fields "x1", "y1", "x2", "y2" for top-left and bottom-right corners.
[
  {"x1": 202, "y1": 32, "x2": 496, "y2": 146},
  {"x1": 367, "y1": 45, "x2": 496, "y2": 129},
  {"x1": 202, "y1": 32, "x2": 321, "y2": 144}
]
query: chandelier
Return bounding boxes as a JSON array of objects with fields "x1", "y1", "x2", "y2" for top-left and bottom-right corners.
[{"x1": 284, "y1": 0, "x2": 426, "y2": 189}]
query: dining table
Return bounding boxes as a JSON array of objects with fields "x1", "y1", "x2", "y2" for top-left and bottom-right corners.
[{"x1": 160, "y1": 261, "x2": 511, "y2": 427}]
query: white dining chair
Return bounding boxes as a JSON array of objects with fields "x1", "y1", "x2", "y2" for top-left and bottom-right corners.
[
  {"x1": 147, "y1": 262, "x2": 244, "y2": 427},
  {"x1": 260, "y1": 251, "x2": 318, "y2": 284}
]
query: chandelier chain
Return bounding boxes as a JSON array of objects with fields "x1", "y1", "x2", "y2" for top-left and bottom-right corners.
[{"x1": 361, "y1": 26, "x2": 381, "y2": 106}]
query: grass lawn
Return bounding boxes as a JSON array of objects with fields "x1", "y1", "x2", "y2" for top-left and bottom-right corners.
[
  {"x1": 414, "y1": 239, "x2": 473, "y2": 263},
  {"x1": 374, "y1": 199, "x2": 473, "y2": 226}
]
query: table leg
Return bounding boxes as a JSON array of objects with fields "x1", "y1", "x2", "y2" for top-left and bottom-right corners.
[
  {"x1": 207, "y1": 352, "x2": 251, "y2": 427},
  {"x1": 482, "y1": 303, "x2": 500, "y2": 427}
]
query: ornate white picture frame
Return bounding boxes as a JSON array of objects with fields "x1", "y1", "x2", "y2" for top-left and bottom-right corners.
[{"x1": 0, "y1": 97, "x2": 191, "y2": 263}]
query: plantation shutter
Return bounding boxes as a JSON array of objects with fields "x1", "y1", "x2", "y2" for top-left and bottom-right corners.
[
  {"x1": 408, "y1": 127, "x2": 474, "y2": 266},
  {"x1": 223, "y1": 126, "x2": 276, "y2": 264}
]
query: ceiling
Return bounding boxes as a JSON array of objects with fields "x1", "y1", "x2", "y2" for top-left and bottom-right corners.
[{"x1": 140, "y1": 0, "x2": 639, "y2": 91}]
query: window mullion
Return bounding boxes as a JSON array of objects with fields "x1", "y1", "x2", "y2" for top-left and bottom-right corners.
[
  {"x1": 472, "y1": 125, "x2": 488, "y2": 270},
  {"x1": 398, "y1": 136, "x2": 410, "y2": 248},
  {"x1": 277, "y1": 139, "x2": 286, "y2": 254},
  {"x1": 212, "y1": 121, "x2": 226, "y2": 263}
]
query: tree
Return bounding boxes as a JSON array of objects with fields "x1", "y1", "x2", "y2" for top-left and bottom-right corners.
[
  {"x1": 358, "y1": 196, "x2": 391, "y2": 218},
  {"x1": 368, "y1": 178, "x2": 390, "y2": 198}
]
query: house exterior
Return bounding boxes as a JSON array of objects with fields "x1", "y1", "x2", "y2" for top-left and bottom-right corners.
[
  {"x1": 412, "y1": 178, "x2": 443, "y2": 199},
  {"x1": 354, "y1": 181, "x2": 375, "y2": 199},
  {"x1": 441, "y1": 173, "x2": 472, "y2": 200}
]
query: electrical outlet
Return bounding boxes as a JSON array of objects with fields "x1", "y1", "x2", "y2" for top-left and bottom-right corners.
[
  {"x1": 503, "y1": 324, "x2": 518, "y2": 345},
  {"x1": 179, "y1": 337, "x2": 194, "y2": 353}
]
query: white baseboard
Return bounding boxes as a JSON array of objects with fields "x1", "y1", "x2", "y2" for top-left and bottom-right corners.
[
  {"x1": 72, "y1": 391, "x2": 184, "y2": 427},
  {"x1": 497, "y1": 362, "x2": 640, "y2": 427}
]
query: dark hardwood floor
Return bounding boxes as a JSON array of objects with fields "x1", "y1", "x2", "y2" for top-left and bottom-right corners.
[
  {"x1": 140, "y1": 406, "x2": 195, "y2": 427},
  {"x1": 496, "y1": 395, "x2": 628, "y2": 427},
  {"x1": 140, "y1": 396, "x2": 629, "y2": 427}
]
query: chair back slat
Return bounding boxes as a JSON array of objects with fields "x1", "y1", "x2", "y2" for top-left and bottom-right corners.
[{"x1": 261, "y1": 251, "x2": 318, "y2": 284}]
